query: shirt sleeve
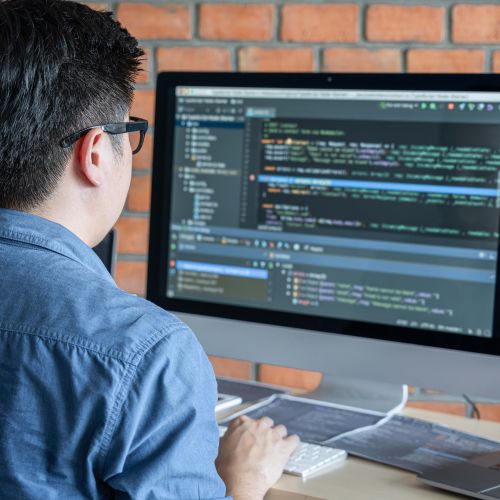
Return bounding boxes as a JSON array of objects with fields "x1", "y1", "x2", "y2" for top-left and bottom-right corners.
[{"x1": 99, "y1": 325, "x2": 230, "y2": 500}]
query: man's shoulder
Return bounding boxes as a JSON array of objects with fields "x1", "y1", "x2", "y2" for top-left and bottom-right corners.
[
  {"x1": 0, "y1": 233, "x2": 195, "y2": 366},
  {"x1": 2, "y1": 262, "x2": 193, "y2": 367},
  {"x1": 82, "y1": 283, "x2": 193, "y2": 365}
]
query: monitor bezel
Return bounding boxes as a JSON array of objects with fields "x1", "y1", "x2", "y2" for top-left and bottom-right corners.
[{"x1": 148, "y1": 72, "x2": 500, "y2": 358}]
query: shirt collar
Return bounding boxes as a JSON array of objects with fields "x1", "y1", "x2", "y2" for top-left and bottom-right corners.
[{"x1": 0, "y1": 208, "x2": 114, "y2": 284}]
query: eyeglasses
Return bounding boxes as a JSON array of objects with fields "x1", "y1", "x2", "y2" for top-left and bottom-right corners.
[{"x1": 60, "y1": 116, "x2": 149, "y2": 155}]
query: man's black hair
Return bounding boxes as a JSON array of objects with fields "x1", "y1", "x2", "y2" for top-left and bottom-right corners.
[{"x1": 0, "y1": 0, "x2": 144, "y2": 210}]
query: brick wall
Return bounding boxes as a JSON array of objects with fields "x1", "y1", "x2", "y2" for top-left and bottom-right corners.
[{"x1": 87, "y1": 1, "x2": 500, "y2": 420}]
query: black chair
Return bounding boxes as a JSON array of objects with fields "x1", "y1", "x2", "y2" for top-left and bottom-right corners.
[{"x1": 92, "y1": 229, "x2": 117, "y2": 276}]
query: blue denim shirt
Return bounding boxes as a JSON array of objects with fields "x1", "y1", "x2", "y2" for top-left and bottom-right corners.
[{"x1": 0, "y1": 209, "x2": 229, "y2": 499}]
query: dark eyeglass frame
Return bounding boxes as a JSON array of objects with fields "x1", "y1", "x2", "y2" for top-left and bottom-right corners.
[{"x1": 60, "y1": 116, "x2": 149, "y2": 155}]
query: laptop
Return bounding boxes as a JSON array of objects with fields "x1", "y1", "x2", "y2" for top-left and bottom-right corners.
[{"x1": 418, "y1": 451, "x2": 500, "y2": 499}]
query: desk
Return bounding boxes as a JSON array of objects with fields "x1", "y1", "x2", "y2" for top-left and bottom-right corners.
[{"x1": 262, "y1": 408, "x2": 500, "y2": 500}]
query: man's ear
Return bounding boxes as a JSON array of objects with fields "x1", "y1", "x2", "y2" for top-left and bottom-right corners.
[{"x1": 77, "y1": 128, "x2": 105, "y2": 187}]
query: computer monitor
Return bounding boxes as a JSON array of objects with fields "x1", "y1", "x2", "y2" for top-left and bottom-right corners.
[{"x1": 147, "y1": 73, "x2": 500, "y2": 405}]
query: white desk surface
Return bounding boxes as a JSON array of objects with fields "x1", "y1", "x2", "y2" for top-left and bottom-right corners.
[{"x1": 261, "y1": 407, "x2": 500, "y2": 500}]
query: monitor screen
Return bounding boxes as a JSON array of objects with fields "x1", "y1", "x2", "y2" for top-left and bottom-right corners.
[{"x1": 148, "y1": 74, "x2": 500, "y2": 358}]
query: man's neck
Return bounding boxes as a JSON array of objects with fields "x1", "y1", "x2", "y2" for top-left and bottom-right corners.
[{"x1": 30, "y1": 202, "x2": 95, "y2": 247}]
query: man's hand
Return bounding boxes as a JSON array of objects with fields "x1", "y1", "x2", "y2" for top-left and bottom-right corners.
[{"x1": 215, "y1": 415, "x2": 300, "y2": 500}]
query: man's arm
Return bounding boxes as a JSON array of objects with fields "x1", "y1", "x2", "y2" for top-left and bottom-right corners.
[{"x1": 99, "y1": 326, "x2": 229, "y2": 499}]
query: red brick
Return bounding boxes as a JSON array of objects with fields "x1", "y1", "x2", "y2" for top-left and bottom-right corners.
[
  {"x1": 366, "y1": 5, "x2": 445, "y2": 43},
  {"x1": 323, "y1": 48, "x2": 401, "y2": 73},
  {"x1": 115, "y1": 261, "x2": 147, "y2": 296},
  {"x1": 281, "y1": 4, "x2": 358, "y2": 43},
  {"x1": 453, "y1": 5, "x2": 500, "y2": 44},
  {"x1": 200, "y1": 4, "x2": 274, "y2": 41},
  {"x1": 135, "y1": 47, "x2": 150, "y2": 85},
  {"x1": 117, "y1": 3, "x2": 191, "y2": 40},
  {"x1": 239, "y1": 48, "x2": 314, "y2": 72},
  {"x1": 114, "y1": 217, "x2": 149, "y2": 254},
  {"x1": 132, "y1": 133, "x2": 153, "y2": 170},
  {"x1": 209, "y1": 356, "x2": 252, "y2": 380},
  {"x1": 131, "y1": 90, "x2": 155, "y2": 125},
  {"x1": 259, "y1": 366, "x2": 322, "y2": 391},
  {"x1": 476, "y1": 404, "x2": 500, "y2": 422},
  {"x1": 493, "y1": 52, "x2": 500, "y2": 73},
  {"x1": 407, "y1": 401, "x2": 466, "y2": 417},
  {"x1": 128, "y1": 175, "x2": 151, "y2": 212},
  {"x1": 408, "y1": 49, "x2": 485, "y2": 73},
  {"x1": 157, "y1": 47, "x2": 231, "y2": 72}
]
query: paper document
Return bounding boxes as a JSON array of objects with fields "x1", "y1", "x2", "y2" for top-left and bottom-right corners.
[{"x1": 222, "y1": 394, "x2": 500, "y2": 473}]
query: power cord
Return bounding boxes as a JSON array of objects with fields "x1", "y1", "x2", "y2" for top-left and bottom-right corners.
[{"x1": 463, "y1": 394, "x2": 481, "y2": 419}]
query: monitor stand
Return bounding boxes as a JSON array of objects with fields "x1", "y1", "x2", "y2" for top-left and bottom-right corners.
[{"x1": 301, "y1": 375, "x2": 407, "y2": 414}]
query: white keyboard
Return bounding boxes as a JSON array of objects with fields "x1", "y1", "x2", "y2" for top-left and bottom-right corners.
[{"x1": 218, "y1": 425, "x2": 347, "y2": 479}]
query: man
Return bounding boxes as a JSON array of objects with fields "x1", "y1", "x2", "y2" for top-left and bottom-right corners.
[{"x1": 0, "y1": 1, "x2": 299, "y2": 498}]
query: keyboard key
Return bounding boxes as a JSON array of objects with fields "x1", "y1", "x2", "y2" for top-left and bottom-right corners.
[{"x1": 218, "y1": 425, "x2": 347, "y2": 479}]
